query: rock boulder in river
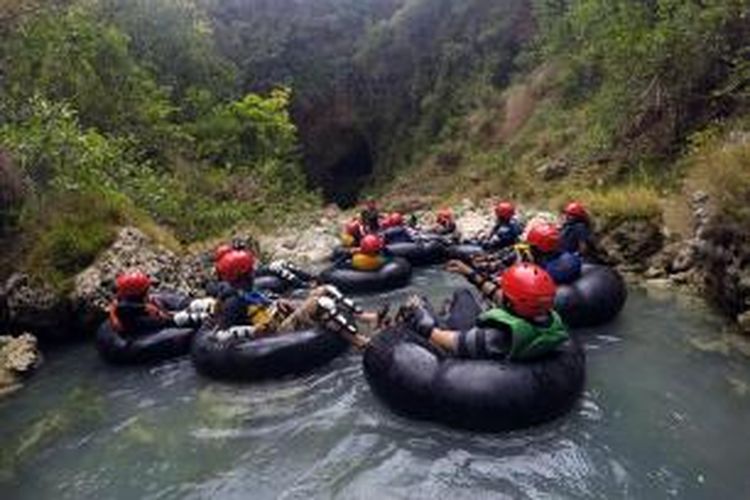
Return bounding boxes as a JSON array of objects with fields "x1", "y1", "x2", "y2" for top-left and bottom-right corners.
[
  {"x1": 598, "y1": 219, "x2": 665, "y2": 272},
  {"x1": 0, "y1": 333, "x2": 42, "y2": 398},
  {"x1": 71, "y1": 227, "x2": 203, "y2": 332},
  {"x1": 256, "y1": 217, "x2": 341, "y2": 266},
  {"x1": 1, "y1": 273, "x2": 72, "y2": 343}
]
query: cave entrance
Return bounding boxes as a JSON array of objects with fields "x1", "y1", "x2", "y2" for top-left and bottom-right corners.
[{"x1": 304, "y1": 127, "x2": 373, "y2": 208}]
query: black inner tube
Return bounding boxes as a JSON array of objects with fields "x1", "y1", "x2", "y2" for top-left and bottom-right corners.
[
  {"x1": 96, "y1": 322, "x2": 195, "y2": 365},
  {"x1": 387, "y1": 239, "x2": 447, "y2": 266},
  {"x1": 319, "y1": 257, "x2": 412, "y2": 293},
  {"x1": 555, "y1": 264, "x2": 627, "y2": 328},
  {"x1": 191, "y1": 324, "x2": 349, "y2": 381},
  {"x1": 363, "y1": 290, "x2": 586, "y2": 431}
]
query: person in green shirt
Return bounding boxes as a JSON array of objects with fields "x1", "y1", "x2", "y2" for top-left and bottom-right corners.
[{"x1": 402, "y1": 261, "x2": 568, "y2": 361}]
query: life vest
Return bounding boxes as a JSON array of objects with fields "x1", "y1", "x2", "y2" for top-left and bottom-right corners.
[
  {"x1": 341, "y1": 232, "x2": 356, "y2": 248},
  {"x1": 543, "y1": 252, "x2": 582, "y2": 285},
  {"x1": 477, "y1": 308, "x2": 568, "y2": 361},
  {"x1": 560, "y1": 221, "x2": 592, "y2": 253},
  {"x1": 108, "y1": 297, "x2": 170, "y2": 333},
  {"x1": 237, "y1": 290, "x2": 284, "y2": 330},
  {"x1": 352, "y1": 253, "x2": 386, "y2": 271}
]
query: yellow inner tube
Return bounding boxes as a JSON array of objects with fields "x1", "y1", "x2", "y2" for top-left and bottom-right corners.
[{"x1": 352, "y1": 253, "x2": 385, "y2": 271}]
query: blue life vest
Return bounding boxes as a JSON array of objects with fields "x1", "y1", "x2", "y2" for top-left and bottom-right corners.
[
  {"x1": 488, "y1": 220, "x2": 522, "y2": 249},
  {"x1": 543, "y1": 252, "x2": 582, "y2": 284},
  {"x1": 561, "y1": 221, "x2": 591, "y2": 253}
]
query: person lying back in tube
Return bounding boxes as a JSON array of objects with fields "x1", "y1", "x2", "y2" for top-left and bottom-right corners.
[
  {"x1": 399, "y1": 263, "x2": 569, "y2": 361},
  {"x1": 471, "y1": 222, "x2": 583, "y2": 285},
  {"x1": 431, "y1": 208, "x2": 459, "y2": 240},
  {"x1": 360, "y1": 198, "x2": 381, "y2": 235},
  {"x1": 481, "y1": 201, "x2": 523, "y2": 251},
  {"x1": 340, "y1": 219, "x2": 364, "y2": 248},
  {"x1": 210, "y1": 249, "x2": 386, "y2": 350},
  {"x1": 338, "y1": 234, "x2": 393, "y2": 272},
  {"x1": 109, "y1": 271, "x2": 212, "y2": 336},
  {"x1": 559, "y1": 201, "x2": 608, "y2": 263},
  {"x1": 206, "y1": 242, "x2": 313, "y2": 297},
  {"x1": 380, "y1": 211, "x2": 415, "y2": 243}
]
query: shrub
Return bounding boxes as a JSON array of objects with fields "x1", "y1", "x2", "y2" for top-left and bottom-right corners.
[
  {"x1": 21, "y1": 191, "x2": 128, "y2": 289},
  {"x1": 687, "y1": 129, "x2": 750, "y2": 227},
  {"x1": 552, "y1": 185, "x2": 663, "y2": 227}
]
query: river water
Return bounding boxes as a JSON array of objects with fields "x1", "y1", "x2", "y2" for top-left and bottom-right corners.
[{"x1": 2, "y1": 268, "x2": 750, "y2": 499}]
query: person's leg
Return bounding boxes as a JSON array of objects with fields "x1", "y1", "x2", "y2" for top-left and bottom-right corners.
[
  {"x1": 445, "y1": 289, "x2": 483, "y2": 331},
  {"x1": 276, "y1": 288, "x2": 327, "y2": 333}
]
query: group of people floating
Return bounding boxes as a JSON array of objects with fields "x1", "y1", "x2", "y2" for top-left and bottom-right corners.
[{"x1": 100, "y1": 199, "x2": 621, "y2": 431}]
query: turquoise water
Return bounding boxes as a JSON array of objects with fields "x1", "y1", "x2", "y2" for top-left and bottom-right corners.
[{"x1": 2, "y1": 268, "x2": 750, "y2": 499}]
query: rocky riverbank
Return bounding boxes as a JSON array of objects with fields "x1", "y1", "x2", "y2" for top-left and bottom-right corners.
[{"x1": 0, "y1": 193, "x2": 746, "y2": 359}]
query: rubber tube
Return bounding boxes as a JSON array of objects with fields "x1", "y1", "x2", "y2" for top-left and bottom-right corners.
[
  {"x1": 319, "y1": 257, "x2": 412, "y2": 293},
  {"x1": 96, "y1": 322, "x2": 195, "y2": 365},
  {"x1": 191, "y1": 325, "x2": 349, "y2": 381},
  {"x1": 555, "y1": 264, "x2": 627, "y2": 328},
  {"x1": 363, "y1": 327, "x2": 585, "y2": 432},
  {"x1": 386, "y1": 239, "x2": 447, "y2": 266}
]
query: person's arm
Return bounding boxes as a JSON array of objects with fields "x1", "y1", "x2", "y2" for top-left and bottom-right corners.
[
  {"x1": 445, "y1": 260, "x2": 503, "y2": 304},
  {"x1": 427, "y1": 328, "x2": 460, "y2": 352}
]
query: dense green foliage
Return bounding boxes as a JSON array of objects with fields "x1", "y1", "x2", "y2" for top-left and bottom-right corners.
[
  {"x1": 533, "y1": 0, "x2": 750, "y2": 160},
  {"x1": 1, "y1": 0, "x2": 749, "y2": 283},
  {"x1": 0, "y1": 0, "x2": 317, "y2": 282}
]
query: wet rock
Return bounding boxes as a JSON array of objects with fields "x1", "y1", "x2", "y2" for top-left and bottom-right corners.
[
  {"x1": 644, "y1": 266, "x2": 668, "y2": 280},
  {"x1": 455, "y1": 205, "x2": 493, "y2": 239},
  {"x1": 536, "y1": 158, "x2": 570, "y2": 181},
  {"x1": 0, "y1": 333, "x2": 42, "y2": 398},
  {"x1": 599, "y1": 219, "x2": 665, "y2": 271},
  {"x1": 71, "y1": 227, "x2": 201, "y2": 332},
  {"x1": 1, "y1": 273, "x2": 72, "y2": 343},
  {"x1": 257, "y1": 219, "x2": 340, "y2": 267}
]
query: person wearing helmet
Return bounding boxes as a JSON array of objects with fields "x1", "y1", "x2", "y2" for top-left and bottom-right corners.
[
  {"x1": 341, "y1": 219, "x2": 363, "y2": 248},
  {"x1": 212, "y1": 249, "x2": 374, "y2": 349},
  {"x1": 360, "y1": 199, "x2": 381, "y2": 234},
  {"x1": 485, "y1": 201, "x2": 522, "y2": 251},
  {"x1": 525, "y1": 222, "x2": 582, "y2": 284},
  {"x1": 351, "y1": 234, "x2": 387, "y2": 271},
  {"x1": 387, "y1": 212, "x2": 405, "y2": 228},
  {"x1": 560, "y1": 201, "x2": 599, "y2": 258},
  {"x1": 401, "y1": 262, "x2": 568, "y2": 361},
  {"x1": 109, "y1": 271, "x2": 210, "y2": 336},
  {"x1": 431, "y1": 208, "x2": 458, "y2": 238}
]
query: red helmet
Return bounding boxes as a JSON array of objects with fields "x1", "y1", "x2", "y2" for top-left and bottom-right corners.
[
  {"x1": 344, "y1": 220, "x2": 361, "y2": 236},
  {"x1": 116, "y1": 271, "x2": 151, "y2": 299},
  {"x1": 564, "y1": 201, "x2": 588, "y2": 220},
  {"x1": 216, "y1": 250, "x2": 255, "y2": 284},
  {"x1": 214, "y1": 244, "x2": 233, "y2": 263},
  {"x1": 527, "y1": 222, "x2": 561, "y2": 253},
  {"x1": 500, "y1": 263, "x2": 557, "y2": 319},
  {"x1": 360, "y1": 234, "x2": 384, "y2": 255},
  {"x1": 495, "y1": 201, "x2": 515, "y2": 221},
  {"x1": 388, "y1": 212, "x2": 405, "y2": 227},
  {"x1": 436, "y1": 208, "x2": 454, "y2": 224}
]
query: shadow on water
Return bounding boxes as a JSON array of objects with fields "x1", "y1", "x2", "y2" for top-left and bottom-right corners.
[{"x1": 2, "y1": 269, "x2": 750, "y2": 499}]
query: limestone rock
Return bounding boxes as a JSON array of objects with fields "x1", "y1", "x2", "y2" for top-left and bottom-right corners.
[
  {"x1": 257, "y1": 219, "x2": 340, "y2": 267},
  {"x1": 599, "y1": 219, "x2": 665, "y2": 271},
  {"x1": 71, "y1": 227, "x2": 201, "y2": 332},
  {"x1": 0, "y1": 333, "x2": 42, "y2": 397},
  {"x1": 1, "y1": 273, "x2": 71, "y2": 342}
]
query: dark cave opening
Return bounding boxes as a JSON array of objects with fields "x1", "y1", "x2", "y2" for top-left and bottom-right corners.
[{"x1": 305, "y1": 128, "x2": 373, "y2": 209}]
